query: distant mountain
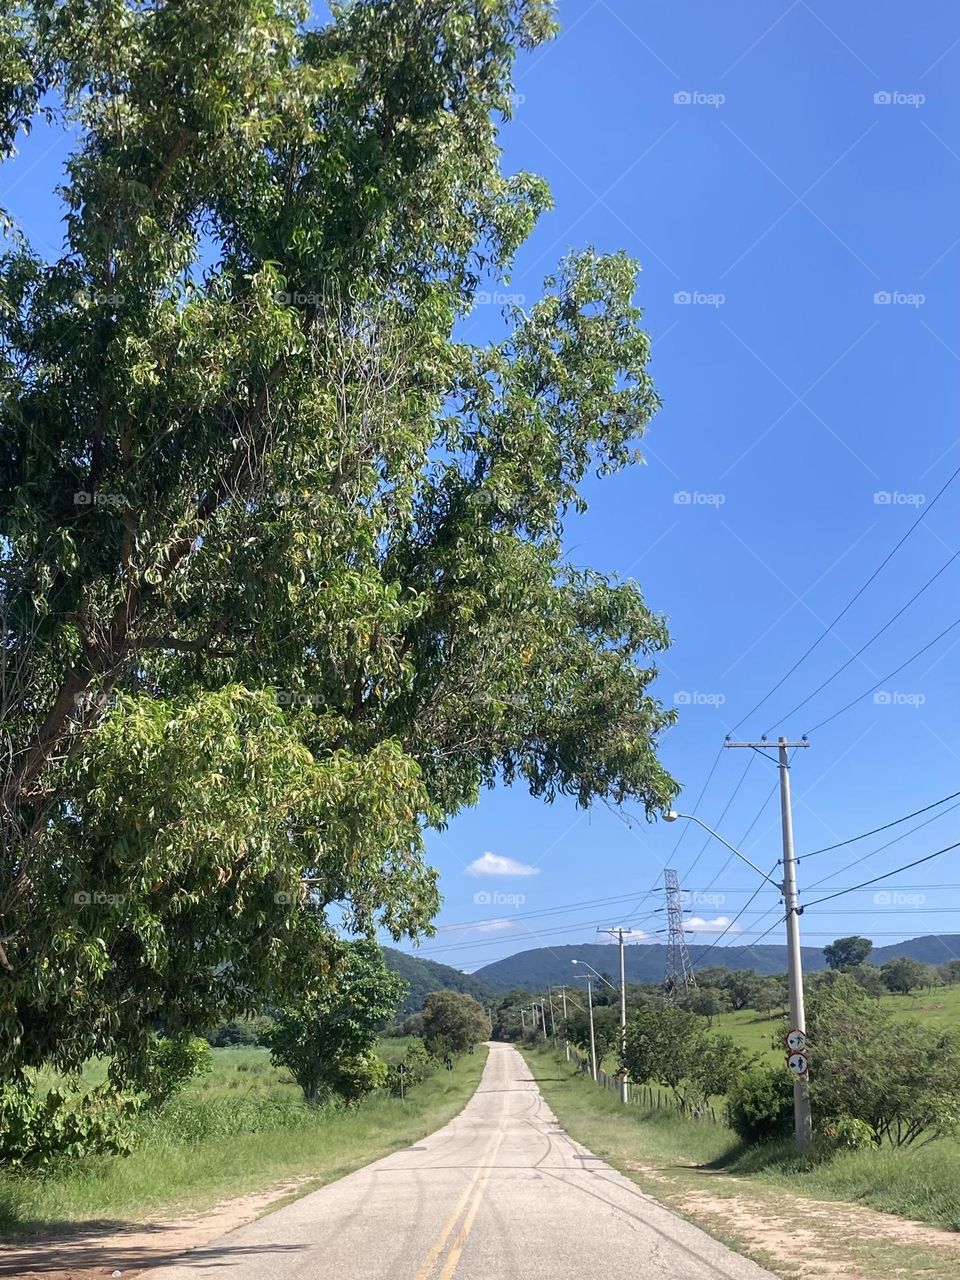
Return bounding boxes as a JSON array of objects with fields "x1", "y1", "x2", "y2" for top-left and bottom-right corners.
[
  {"x1": 472, "y1": 935, "x2": 960, "y2": 989},
  {"x1": 384, "y1": 948, "x2": 505, "y2": 1015}
]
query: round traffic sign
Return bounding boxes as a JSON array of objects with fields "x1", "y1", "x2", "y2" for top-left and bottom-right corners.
[
  {"x1": 785, "y1": 1029, "x2": 806, "y2": 1052},
  {"x1": 787, "y1": 1051, "x2": 809, "y2": 1075}
]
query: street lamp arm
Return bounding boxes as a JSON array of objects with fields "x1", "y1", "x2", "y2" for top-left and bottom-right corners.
[
  {"x1": 571, "y1": 959, "x2": 619, "y2": 992},
  {"x1": 663, "y1": 811, "x2": 782, "y2": 889}
]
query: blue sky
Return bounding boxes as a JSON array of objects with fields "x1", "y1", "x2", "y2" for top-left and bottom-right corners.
[
  {"x1": 6, "y1": 1, "x2": 960, "y2": 975},
  {"x1": 416, "y1": 0, "x2": 960, "y2": 973}
]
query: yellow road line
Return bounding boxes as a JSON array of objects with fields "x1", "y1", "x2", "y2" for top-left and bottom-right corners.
[
  {"x1": 412, "y1": 1130, "x2": 500, "y2": 1280},
  {"x1": 436, "y1": 1128, "x2": 505, "y2": 1280}
]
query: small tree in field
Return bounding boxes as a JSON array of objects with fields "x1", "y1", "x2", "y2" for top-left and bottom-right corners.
[
  {"x1": 808, "y1": 975, "x2": 960, "y2": 1146},
  {"x1": 262, "y1": 942, "x2": 404, "y2": 1105},
  {"x1": 421, "y1": 992, "x2": 491, "y2": 1056},
  {"x1": 881, "y1": 956, "x2": 927, "y2": 995},
  {"x1": 823, "y1": 936, "x2": 873, "y2": 971}
]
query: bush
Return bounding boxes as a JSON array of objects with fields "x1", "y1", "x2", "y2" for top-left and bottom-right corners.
[
  {"x1": 333, "y1": 1052, "x2": 389, "y2": 1103},
  {"x1": 389, "y1": 1038, "x2": 436, "y2": 1096},
  {"x1": 727, "y1": 1065, "x2": 794, "y2": 1144},
  {"x1": 141, "y1": 1036, "x2": 213, "y2": 1108},
  {"x1": 0, "y1": 1082, "x2": 136, "y2": 1171}
]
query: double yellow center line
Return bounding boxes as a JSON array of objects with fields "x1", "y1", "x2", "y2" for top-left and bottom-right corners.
[{"x1": 413, "y1": 1127, "x2": 505, "y2": 1280}]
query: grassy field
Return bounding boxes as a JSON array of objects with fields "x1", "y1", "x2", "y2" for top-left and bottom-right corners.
[
  {"x1": 689, "y1": 982, "x2": 960, "y2": 1065},
  {"x1": 0, "y1": 1044, "x2": 486, "y2": 1237},
  {"x1": 522, "y1": 1044, "x2": 960, "y2": 1229},
  {"x1": 522, "y1": 1044, "x2": 960, "y2": 1280}
]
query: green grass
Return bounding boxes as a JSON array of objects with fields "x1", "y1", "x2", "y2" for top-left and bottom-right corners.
[
  {"x1": 0, "y1": 1045, "x2": 487, "y2": 1237},
  {"x1": 522, "y1": 1045, "x2": 960, "y2": 1231}
]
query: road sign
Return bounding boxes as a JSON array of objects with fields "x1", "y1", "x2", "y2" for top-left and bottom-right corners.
[
  {"x1": 785, "y1": 1029, "x2": 806, "y2": 1052},
  {"x1": 397, "y1": 1063, "x2": 407, "y2": 1074},
  {"x1": 787, "y1": 1051, "x2": 809, "y2": 1075}
]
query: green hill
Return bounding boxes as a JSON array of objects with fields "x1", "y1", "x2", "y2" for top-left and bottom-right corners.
[
  {"x1": 472, "y1": 935, "x2": 960, "y2": 990},
  {"x1": 384, "y1": 948, "x2": 504, "y2": 1015}
]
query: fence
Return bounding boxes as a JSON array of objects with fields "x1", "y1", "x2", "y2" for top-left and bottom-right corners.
[{"x1": 568, "y1": 1048, "x2": 723, "y2": 1125}]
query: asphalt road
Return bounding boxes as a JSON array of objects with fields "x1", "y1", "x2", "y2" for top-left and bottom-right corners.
[{"x1": 152, "y1": 1042, "x2": 775, "y2": 1280}]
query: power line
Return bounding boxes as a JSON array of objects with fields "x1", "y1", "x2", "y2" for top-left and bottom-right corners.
[
  {"x1": 799, "y1": 789, "x2": 960, "y2": 860},
  {"x1": 770, "y1": 544, "x2": 960, "y2": 731},
  {"x1": 802, "y1": 840, "x2": 960, "y2": 909},
  {"x1": 806, "y1": 611, "x2": 960, "y2": 734},
  {"x1": 804, "y1": 797, "x2": 960, "y2": 891},
  {"x1": 731, "y1": 458, "x2": 960, "y2": 733}
]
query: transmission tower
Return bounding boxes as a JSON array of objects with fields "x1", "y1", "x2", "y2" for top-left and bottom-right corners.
[{"x1": 664, "y1": 868, "x2": 697, "y2": 998}]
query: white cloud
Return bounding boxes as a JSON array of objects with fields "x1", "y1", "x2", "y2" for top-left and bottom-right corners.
[
  {"x1": 686, "y1": 915, "x2": 740, "y2": 933},
  {"x1": 465, "y1": 852, "x2": 540, "y2": 878}
]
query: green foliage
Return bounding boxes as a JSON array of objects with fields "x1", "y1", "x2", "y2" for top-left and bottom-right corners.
[
  {"x1": 726, "y1": 1065, "x2": 794, "y2": 1145},
  {"x1": 262, "y1": 941, "x2": 405, "y2": 1105},
  {"x1": 562, "y1": 1004, "x2": 621, "y2": 1064},
  {"x1": 140, "y1": 1036, "x2": 213, "y2": 1109},
  {"x1": 808, "y1": 975, "x2": 960, "y2": 1146},
  {"x1": 823, "y1": 936, "x2": 873, "y2": 971},
  {"x1": 0, "y1": 0, "x2": 676, "y2": 1091},
  {"x1": 389, "y1": 1037, "x2": 435, "y2": 1095},
  {"x1": 819, "y1": 1115, "x2": 875, "y2": 1151},
  {"x1": 624, "y1": 1004, "x2": 749, "y2": 1113},
  {"x1": 420, "y1": 991, "x2": 491, "y2": 1056},
  {"x1": 0, "y1": 1081, "x2": 135, "y2": 1171},
  {"x1": 383, "y1": 949, "x2": 500, "y2": 1016},
  {"x1": 881, "y1": 956, "x2": 929, "y2": 994}
]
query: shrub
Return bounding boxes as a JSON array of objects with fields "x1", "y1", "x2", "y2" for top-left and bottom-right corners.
[
  {"x1": 727, "y1": 1065, "x2": 794, "y2": 1144},
  {"x1": 141, "y1": 1036, "x2": 213, "y2": 1108},
  {"x1": 0, "y1": 1082, "x2": 136, "y2": 1171}
]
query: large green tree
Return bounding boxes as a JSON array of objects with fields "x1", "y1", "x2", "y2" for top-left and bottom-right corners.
[{"x1": 0, "y1": 0, "x2": 676, "y2": 1084}]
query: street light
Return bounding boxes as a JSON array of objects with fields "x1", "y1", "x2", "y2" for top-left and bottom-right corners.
[
  {"x1": 571, "y1": 963, "x2": 599, "y2": 1081},
  {"x1": 662, "y1": 805, "x2": 812, "y2": 1147},
  {"x1": 571, "y1": 959, "x2": 618, "y2": 991}
]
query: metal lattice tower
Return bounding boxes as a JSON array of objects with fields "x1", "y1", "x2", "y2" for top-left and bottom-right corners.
[{"x1": 664, "y1": 868, "x2": 697, "y2": 998}]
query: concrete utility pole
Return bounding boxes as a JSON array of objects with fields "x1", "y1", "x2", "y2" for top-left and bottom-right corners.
[
  {"x1": 725, "y1": 735, "x2": 812, "y2": 1146},
  {"x1": 559, "y1": 985, "x2": 569, "y2": 1059},
  {"x1": 572, "y1": 960, "x2": 617, "y2": 1082},
  {"x1": 599, "y1": 927, "x2": 629, "y2": 1104},
  {"x1": 585, "y1": 976, "x2": 597, "y2": 1080}
]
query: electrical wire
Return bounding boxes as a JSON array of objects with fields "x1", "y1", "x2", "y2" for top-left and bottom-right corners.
[
  {"x1": 730, "y1": 457, "x2": 960, "y2": 733},
  {"x1": 805, "y1": 797, "x2": 960, "y2": 891},
  {"x1": 799, "y1": 789, "x2": 960, "y2": 860},
  {"x1": 802, "y1": 840, "x2": 960, "y2": 909},
  {"x1": 806, "y1": 611, "x2": 960, "y2": 734},
  {"x1": 768, "y1": 544, "x2": 960, "y2": 732}
]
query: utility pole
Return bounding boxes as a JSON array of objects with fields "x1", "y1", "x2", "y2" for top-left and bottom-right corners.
[
  {"x1": 726, "y1": 735, "x2": 812, "y2": 1146},
  {"x1": 599, "y1": 927, "x2": 629, "y2": 1104},
  {"x1": 546, "y1": 989, "x2": 557, "y2": 1040},
  {"x1": 559, "y1": 985, "x2": 569, "y2": 1060},
  {"x1": 584, "y1": 976, "x2": 597, "y2": 1080},
  {"x1": 520, "y1": 1008, "x2": 526, "y2": 1032}
]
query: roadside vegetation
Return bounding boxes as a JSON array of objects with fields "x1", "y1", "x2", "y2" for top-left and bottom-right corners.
[{"x1": 0, "y1": 991, "x2": 491, "y2": 1236}]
